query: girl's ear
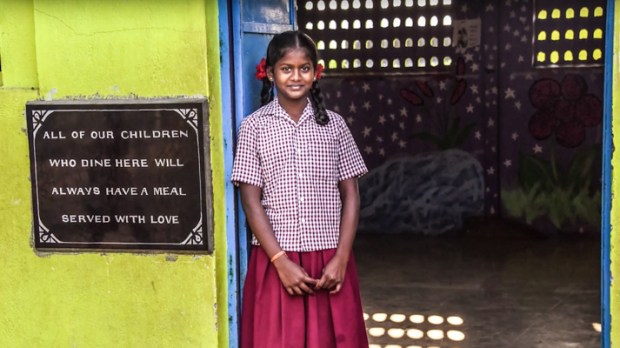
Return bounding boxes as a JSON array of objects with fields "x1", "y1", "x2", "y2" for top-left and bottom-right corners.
[{"x1": 266, "y1": 67, "x2": 274, "y2": 82}]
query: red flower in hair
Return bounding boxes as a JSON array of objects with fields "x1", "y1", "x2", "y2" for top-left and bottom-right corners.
[
  {"x1": 315, "y1": 63, "x2": 324, "y2": 80},
  {"x1": 255, "y1": 58, "x2": 267, "y2": 80}
]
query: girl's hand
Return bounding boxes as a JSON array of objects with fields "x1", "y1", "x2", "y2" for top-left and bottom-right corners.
[
  {"x1": 273, "y1": 256, "x2": 318, "y2": 296},
  {"x1": 316, "y1": 254, "x2": 348, "y2": 294}
]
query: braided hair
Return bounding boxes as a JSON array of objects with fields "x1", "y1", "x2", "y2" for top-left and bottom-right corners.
[{"x1": 259, "y1": 31, "x2": 329, "y2": 125}]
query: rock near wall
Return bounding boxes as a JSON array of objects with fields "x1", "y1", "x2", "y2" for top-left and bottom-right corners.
[{"x1": 359, "y1": 149, "x2": 484, "y2": 234}]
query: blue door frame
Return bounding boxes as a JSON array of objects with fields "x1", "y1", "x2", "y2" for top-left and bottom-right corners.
[
  {"x1": 219, "y1": 1, "x2": 614, "y2": 347},
  {"x1": 216, "y1": 1, "x2": 239, "y2": 346},
  {"x1": 600, "y1": 1, "x2": 614, "y2": 346},
  {"x1": 219, "y1": 1, "x2": 296, "y2": 346}
]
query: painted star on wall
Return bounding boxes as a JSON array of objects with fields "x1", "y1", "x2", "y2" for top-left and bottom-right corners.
[{"x1": 533, "y1": 144, "x2": 543, "y2": 154}]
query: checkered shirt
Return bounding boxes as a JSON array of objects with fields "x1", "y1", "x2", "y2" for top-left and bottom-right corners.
[{"x1": 231, "y1": 98, "x2": 368, "y2": 252}]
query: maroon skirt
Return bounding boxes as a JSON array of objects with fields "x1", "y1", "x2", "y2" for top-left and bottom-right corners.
[{"x1": 241, "y1": 246, "x2": 369, "y2": 348}]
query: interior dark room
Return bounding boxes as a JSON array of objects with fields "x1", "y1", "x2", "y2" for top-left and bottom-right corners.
[{"x1": 298, "y1": 0, "x2": 604, "y2": 346}]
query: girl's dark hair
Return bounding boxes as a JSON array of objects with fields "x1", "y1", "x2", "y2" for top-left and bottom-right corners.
[{"x1": 259, "y1": 30, "x2": 329, "y2": 125}]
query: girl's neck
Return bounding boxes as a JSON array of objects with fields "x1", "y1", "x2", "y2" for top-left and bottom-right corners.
[{"x1": 278, "y1": 97, "x2": 308, "y2": 123}]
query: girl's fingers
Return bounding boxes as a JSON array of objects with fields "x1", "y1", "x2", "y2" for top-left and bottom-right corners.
[
  {"x1": 288, "y1": 285, "x2": 312, "y2": 295},
  {"x1": 316, "y1": 275, "x2": 340, "y2": 290},
  {"x1": 304, "y1": 276, "x2": 318, "y2": 286},
  {"x1": 322, "y1": 277, "x2": 331, "y2": 287},
  {"x1": 288, "y1": 276, "x2": 342, "y2": 294},
  {"x1": 299, "y1": 283, "x2": 314, "y2": 294},
  {"x1": 326, "y1": 277, "x2": 338, "y2": 289},
  {"x1": 330, "y1": 283, "x2": 342, "y2": 294},
  {"x1": 315, "y1": 278, "x2": 324, "y2": 289}
]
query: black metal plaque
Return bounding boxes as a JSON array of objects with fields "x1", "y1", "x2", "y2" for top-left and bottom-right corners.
[{"x1": 26, "y1": 99, "x2": 212, "y2": 252}]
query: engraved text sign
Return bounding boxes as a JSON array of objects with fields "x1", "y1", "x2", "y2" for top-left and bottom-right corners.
[{"x1": 26, "y1": 100, "x2": 212, "y2": 252}]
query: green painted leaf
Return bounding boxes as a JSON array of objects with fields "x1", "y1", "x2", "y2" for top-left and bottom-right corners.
[
  {"x1": 518, "y1": 153, "x2": 554, "y2": 193},
  {"x1": 566, "y1": 145, "x2": 598, "y2": 192},
  {"x1": 452, "y1": 122, "x2": 476, "y2": 148}
]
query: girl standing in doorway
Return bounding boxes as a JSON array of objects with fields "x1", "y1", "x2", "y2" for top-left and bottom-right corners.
[{"x1": 231, "y1": 30, "x2": 369, "y2": 348}]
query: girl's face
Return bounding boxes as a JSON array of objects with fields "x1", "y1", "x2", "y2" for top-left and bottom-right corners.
[{"x1": 268, "y1": 48, "x2": 315, "y2": 105}]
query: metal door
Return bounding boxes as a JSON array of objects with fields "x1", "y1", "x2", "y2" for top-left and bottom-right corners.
[{"x1": 219, "y1": 1, "x2": 296, "y2": 346}]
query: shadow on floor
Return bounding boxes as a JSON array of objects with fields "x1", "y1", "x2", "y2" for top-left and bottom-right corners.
[{"x1": 354, "y1": 218, "x2": 601, "y2": 348}]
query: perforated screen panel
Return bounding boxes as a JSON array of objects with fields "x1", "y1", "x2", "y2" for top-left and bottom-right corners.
[
  {"x1": 533, "y1": 1, "x2": 606, "y2": 67},
  {"x1": 298, "y1": 0, "x2": 455, "y2": 75}
]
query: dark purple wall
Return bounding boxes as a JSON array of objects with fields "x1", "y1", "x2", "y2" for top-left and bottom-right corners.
[{"x1": 319, "y1": 0, "x2": 603, "y2": 234}]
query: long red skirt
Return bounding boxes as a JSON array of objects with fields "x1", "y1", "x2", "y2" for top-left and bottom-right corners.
[{"x1": 241, "y1": 246, "x2": 369, "y2": 348}]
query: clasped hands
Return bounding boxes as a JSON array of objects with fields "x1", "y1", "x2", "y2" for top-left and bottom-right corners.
[{"x1": 273, "y1": 255, "x2": 347, "y2": 296}]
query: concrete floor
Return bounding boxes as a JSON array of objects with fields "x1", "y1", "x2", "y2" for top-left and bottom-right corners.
[{"x1": 354, "y1": 218, "x2": 601, "y2": 348}]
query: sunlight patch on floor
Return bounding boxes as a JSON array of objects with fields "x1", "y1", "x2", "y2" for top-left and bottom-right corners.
[{"x1": 365, "y1": 312, "x2": 466, "y2": 347}]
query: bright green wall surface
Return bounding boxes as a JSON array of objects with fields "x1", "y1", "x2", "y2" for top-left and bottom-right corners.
[
  {"x1": 0, "y1": 0, "x2": 38, "y2": 87},
  {"x1": 0, "y1": 1, "x2": 227, "y2": 347},
  {"x1": 34, "y1": 0, "x2": 209, "y2": 98},
  {"x1": 612, "y1": 4, "x2": 620, "y2": 344}
]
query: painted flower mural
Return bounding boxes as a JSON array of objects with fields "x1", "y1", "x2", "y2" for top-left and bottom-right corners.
[
  {"x1": 528, "y1": 74, "x2": 602, "y2": 148},
  {"x1": 400, "y1": 57, "x2": 474, "y2": 150},
  {"x1": 503, "y1": 74, "x2": 602, "y2": 232}
]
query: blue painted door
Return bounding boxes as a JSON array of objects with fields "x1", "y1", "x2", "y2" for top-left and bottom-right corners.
[
  {"x1": 219, "y1": 1, "x2": 295, "y2": 347},
  {"x1": 601, "y1": 1, "x2": 614, "y2": 346}
]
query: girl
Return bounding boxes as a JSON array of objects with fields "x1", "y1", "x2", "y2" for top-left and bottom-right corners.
[{"x1": 231, "y1": 31, "x2": 369, "y2": 348}]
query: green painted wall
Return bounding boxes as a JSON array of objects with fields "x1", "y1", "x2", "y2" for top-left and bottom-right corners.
[
  {"x1": 612, "y1": 4, "x2": 620, "y2": 345},
  {"x1": 0, "y1": 1, "x2": 228, "y2": 347},
  {"x1": 0, "y1": 0, "x2": 38, "y2": 88}
]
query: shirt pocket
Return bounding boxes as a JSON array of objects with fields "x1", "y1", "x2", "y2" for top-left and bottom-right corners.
[{"x1": 305, "y1": 131, "x2": 338, "y2": 182}]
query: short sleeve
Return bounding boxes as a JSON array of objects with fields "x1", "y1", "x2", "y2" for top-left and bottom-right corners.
[
  {"x1": 334, "y1": 114, "x2": 368, "y2": 181},
  {"x1": 231, "y1": 119, "x2": 263, "y2": 187}
]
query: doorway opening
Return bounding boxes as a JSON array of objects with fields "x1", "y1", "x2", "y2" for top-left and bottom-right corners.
[{"x1": 296, "y1": 1, "x2": 607, "y2": 346}]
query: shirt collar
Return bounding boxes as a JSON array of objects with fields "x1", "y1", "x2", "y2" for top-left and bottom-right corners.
[{"x1": 267, "y1": 97, "x2": 315, "y2": 125}]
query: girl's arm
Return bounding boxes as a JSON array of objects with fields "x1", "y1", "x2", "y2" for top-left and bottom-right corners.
[
  {"x1": 316, "y1": 177, "x2": 360, "y2": 293},
  {"x1": 239, "y1": 183, "x2": 318, "y2": 295}
]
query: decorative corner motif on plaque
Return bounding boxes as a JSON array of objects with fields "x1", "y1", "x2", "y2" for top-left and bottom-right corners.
[
  {"x1": 38, "y1": 220, "x2": 60, "y2": 243},
  {"x1": 181, "y1": 219, "x2": 204, "y2": 245},
  {"x1": 174, "y1": 109, "x2": 199, "y2": 130},
  {"x1": 31, "y1": 110, "x2": 54, "y2": 137}
]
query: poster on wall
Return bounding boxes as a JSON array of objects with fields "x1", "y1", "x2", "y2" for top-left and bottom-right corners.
[
  {"x1": 26, "y1": 99, "x2": 213, "y2": 252},
  {"x1": 452, "y1": 18, "x2": 481, "y2": 49}
]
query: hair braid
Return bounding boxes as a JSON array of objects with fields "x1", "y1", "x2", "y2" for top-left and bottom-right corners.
[
  {"x1": 259, "y1": 79, "x2": 274, "y2": 106},
  {"x1": 310, "y1": 81, "x2": 329, "y2": 125}
]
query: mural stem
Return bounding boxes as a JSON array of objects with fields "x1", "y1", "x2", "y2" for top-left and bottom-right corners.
[{"x1": 550, "y1": 141, "x2": 559, "y2": 183}]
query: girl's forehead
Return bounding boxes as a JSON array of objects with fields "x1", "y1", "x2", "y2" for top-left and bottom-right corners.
[{"x1": 276, "y1": 48, "x2": 312, "y2": 63}]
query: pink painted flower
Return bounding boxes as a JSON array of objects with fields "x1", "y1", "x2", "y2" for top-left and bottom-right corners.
[{"x1": 528, "y1": 75, "x2": 602, "y2": 148}]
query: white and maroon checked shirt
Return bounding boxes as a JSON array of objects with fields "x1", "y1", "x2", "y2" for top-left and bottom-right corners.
[{"x1": 231, "y1": 98, "x2": 368, "y2": 252}]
